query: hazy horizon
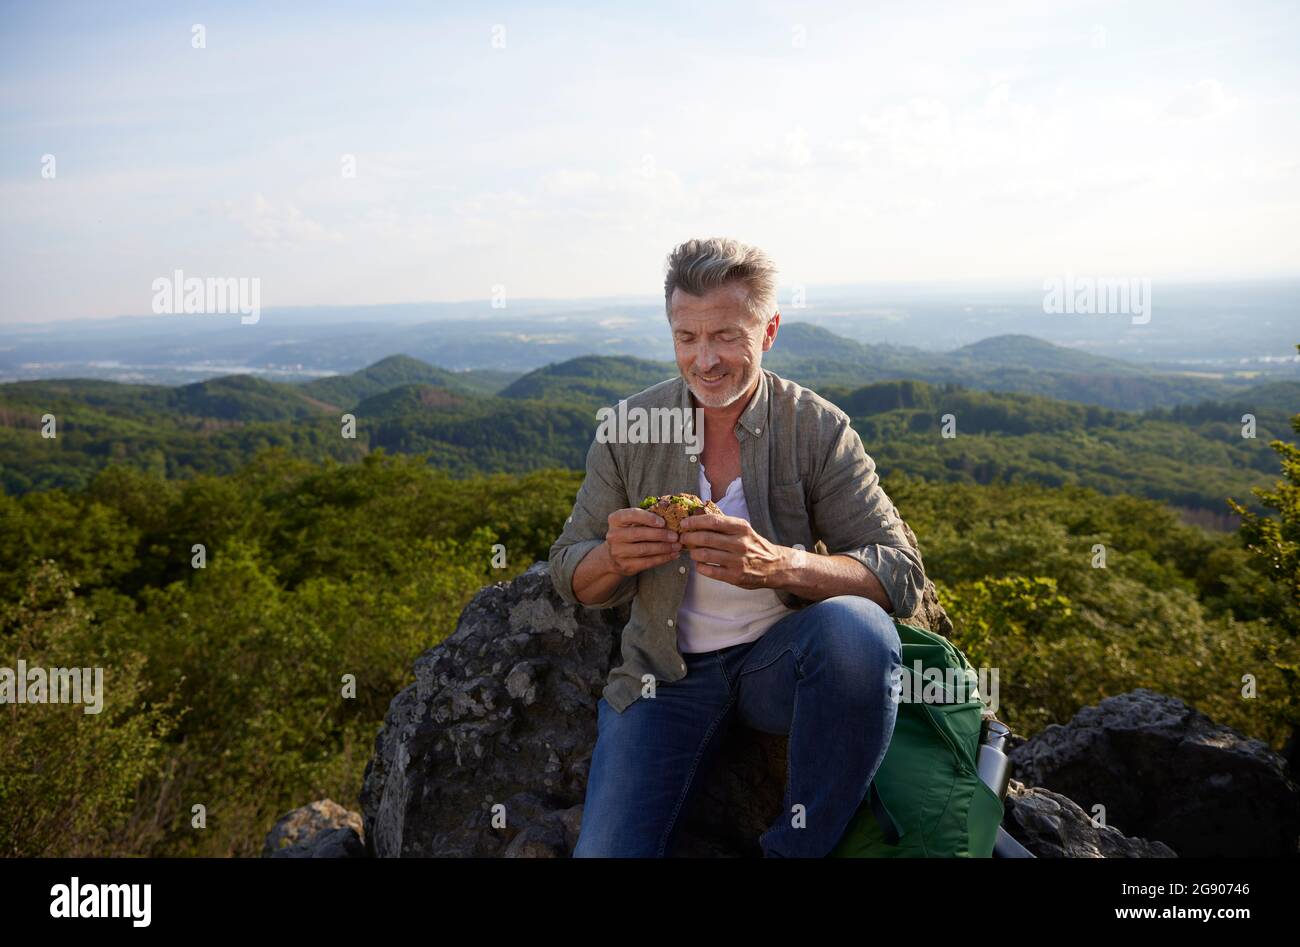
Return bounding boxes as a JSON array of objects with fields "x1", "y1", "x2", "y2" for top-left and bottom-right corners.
[
  {"x1": 2, "y1": 277, "x2": 1295, "y2": 386},
  {"x1": 3, "y1": 275, "x2": 1298, "y2": 330}
]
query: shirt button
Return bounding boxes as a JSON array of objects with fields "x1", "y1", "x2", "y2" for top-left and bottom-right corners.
[
  {"x1": 678, "y1": 565, "x2": 686, "y2": 574},
  {"x1": 666, "y1": 618, "x2": 674, "y2": 627},
  {"x1": 689, "y1": 455, "x2": 697, "y2": 463},
  {"x1": 755, "y1": 427, "x2": 762, "y2": 434}
]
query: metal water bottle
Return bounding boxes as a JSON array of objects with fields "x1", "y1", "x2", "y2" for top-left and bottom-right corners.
[{"x1": 976, "y1": 713, "x2": 1012, "y2": 800}]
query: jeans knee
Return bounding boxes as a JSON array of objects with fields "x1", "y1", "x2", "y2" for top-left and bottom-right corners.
[
  {"x1": 805, "y1": 596, "x2": 902, "y2": 685},
  {"x1": 821, "y1": 594, "x2": 899, "y2": 648}
]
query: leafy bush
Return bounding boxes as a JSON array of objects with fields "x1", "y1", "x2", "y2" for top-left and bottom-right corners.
[{"x1": 0, "y1": 447, "x2": 1294, "y2": 855}]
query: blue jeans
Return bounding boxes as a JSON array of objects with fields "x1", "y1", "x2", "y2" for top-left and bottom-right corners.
[{"x1": 573, "y1": 594, "x2": 903, "y2": 857}]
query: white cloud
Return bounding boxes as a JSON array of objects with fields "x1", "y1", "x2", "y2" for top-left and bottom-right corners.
[{"x1": 224, "y1": 194, "x2": 344, "y2": 245}]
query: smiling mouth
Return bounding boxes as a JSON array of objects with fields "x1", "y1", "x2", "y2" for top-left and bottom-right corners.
[{"x1": 697, "y1": 372, "x2": 726, "y2": 383}]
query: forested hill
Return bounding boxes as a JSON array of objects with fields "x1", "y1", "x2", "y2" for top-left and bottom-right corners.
[
  {"x1": 497, "y1": 354, "x2": 670, "y2": 411},
  {"x1": 2, "y1": 344, "x2": 1297, "y2": 857},
  {"x1": 297, "y1": 354, "x2": 516, "y2": 403},
  {"x1": 1, "y1": 350, "x2": 1295, "y2": 519},
  {"x1": 5, "y1": 452, "x2": 1294, "y2": 856}
]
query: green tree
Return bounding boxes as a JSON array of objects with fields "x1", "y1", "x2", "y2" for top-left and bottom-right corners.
[
  {"x1": 0, "y1": 561, "x2": 177, "y2": 856},
  {"x1": 1226, "y1": 346, "x2": 1300, "y2": 768}
]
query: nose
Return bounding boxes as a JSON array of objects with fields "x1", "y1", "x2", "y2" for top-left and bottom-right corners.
[{"x1": 694, "y1": 340, "x2": 720, "y2": 373}]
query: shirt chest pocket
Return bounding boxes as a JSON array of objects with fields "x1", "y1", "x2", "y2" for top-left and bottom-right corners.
[{"x1": 769, "y1": 479, "x2": 814, "y2": 551}]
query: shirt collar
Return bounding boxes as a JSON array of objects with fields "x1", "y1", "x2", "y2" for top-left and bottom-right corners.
[{"x1": 676, "y1": 368, "x2": 769, "y2": 438}]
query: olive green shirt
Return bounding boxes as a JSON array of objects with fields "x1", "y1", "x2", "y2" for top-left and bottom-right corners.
[{"x1": 548, "y1": 367, "x2": 927, "y2": 713}]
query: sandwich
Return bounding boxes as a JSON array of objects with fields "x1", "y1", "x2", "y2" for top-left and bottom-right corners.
[{"x1": 639, "y1": 493, "x2": 723, "y2": 532}]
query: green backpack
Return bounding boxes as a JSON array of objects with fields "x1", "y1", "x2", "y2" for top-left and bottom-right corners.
[{"x1": 828, "y1": 619, "x2": 1005, "y2": 858}]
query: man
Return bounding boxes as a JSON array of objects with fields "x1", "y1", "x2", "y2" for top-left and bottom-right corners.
[{"x1": 549, "y1": 236, "x2": 927, "y2": 857}]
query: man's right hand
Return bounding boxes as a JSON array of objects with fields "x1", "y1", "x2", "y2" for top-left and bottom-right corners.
[
  {"x1": 604, "y1": 507, "x2": 683, "y2": 576},
  {"x1": 570, "y1": 507, "x2": 682, "y2": 606}
]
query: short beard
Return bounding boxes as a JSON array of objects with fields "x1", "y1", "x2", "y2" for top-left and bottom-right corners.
[{"x1": 687, "y1": 359, "x2": 757, "y2": 408}]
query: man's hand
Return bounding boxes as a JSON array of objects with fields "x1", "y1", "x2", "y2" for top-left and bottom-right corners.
[
  {"x1": 677, "y1": 511, "x2": 787, "y2": 589},
  {"x1": 570, "y1": 506, "x2": 683, "y2": 606},
  {"x1": 605, "y1": 506, "x2": 683, "y2": 576},
  {"x1": 679, "y1": 512, "x2": 894, "y2": 608}
]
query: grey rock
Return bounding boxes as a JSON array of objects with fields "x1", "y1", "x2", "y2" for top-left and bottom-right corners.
[
  {"x1": 359, "y1": 562, "x2": 619, "y2": 857},
  {"x1": 1009, "y1": 688, "x2": 1300, "y2": 857},
  {"x1": 263, "y1": 799, "x2": 366, "y2": 858},
  {"x1": 1002, "y1": 779, "x2": 1178, "y2": 857},
  {"x1": 355, "y1": 561, "x2": 1239, "y2": 858}
]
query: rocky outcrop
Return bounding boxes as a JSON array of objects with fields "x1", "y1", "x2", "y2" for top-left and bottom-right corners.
[
  {"x1": 357, "y1": 562, "x2": 616, "y2": 857},
  {"x1": 335, "y1": 560, "x2": 1291, "y2": 858},
  {"x1": 1009, "y1": 688, "x2": 1300, "y2": 857},
  {"x1": 1002, "y1": 780, "x2": 1177, "y2": 857},
  {"x1": 262, "y1": 799, "x2": 366, "y2": 858}
]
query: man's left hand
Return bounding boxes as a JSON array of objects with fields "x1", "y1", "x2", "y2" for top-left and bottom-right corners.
[{"x1": 677, "y1": 512, "x2": 788, "y2": 590}]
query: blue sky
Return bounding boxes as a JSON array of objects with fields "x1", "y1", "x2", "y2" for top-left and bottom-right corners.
[{"x1": 1, "y1": 0, "x2": 1297, "y2": 322}]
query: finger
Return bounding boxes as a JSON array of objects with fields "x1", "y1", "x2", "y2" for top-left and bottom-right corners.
[
  {"x1": 679, "y1": 513, "x2": 733, "y2": 531},
  {"x1": 679, "y1": 530, "x2": 736, "y2": 549},
  {"x1": 695, "y1": 561, "x2": 736, "y2": 581},
  {"x1": 612, "y1": 508, "x2": 666, "y2": 528},
  {"x1": 689, "y1": 548, "x2": 733, "y2": 567},
  {"x1": 612, "y1": 525, "x2": 681, "y2": 544},
  {"x1": 614, "y1": 541, "x2": 682, "y2": 559}
]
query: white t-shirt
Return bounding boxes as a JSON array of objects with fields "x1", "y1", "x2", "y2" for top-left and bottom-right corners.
[{"x1": 675, "y1": 464, "x2": 797, "y2": 653}]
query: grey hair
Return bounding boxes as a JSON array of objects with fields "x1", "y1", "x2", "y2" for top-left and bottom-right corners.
[{"x1": 663, "y1": 237, "x2": 779, "y2": 323}]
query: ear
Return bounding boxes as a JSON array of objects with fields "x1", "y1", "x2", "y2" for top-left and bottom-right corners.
[{"x1": 762, "y1": 311, "x2": 780, "y2": 349}]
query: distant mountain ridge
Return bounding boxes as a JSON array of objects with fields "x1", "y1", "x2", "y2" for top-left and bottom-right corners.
[
  {"x1": 498, "y1": 354, "x2": 673, "y2": 411},
  {"x1": 300, "y1": 355, "x2": 514, "y2": 405},
  {"x1": 2, "y1": 346, "x2": 1293, "y2": 517},
  {"x1": 8, "y1": 282, "x2": 1294, "y2": 380},
  {"x1": 490, "y1": 327, "x2": 1270, "y2": 412},
  {"x1": 0, "y1": 373, "x2": 331, "y2": 422},
  {"x1": 947, "y1": 334, "x2": 1145, "y2": 374}
]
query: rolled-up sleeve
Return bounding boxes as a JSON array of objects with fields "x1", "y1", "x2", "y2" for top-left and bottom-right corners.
[
  {"x1": 548, "y1": 435, "x2": 637, "y2": 610},
  {"x1": 809, "y1": 414, "x2": 927, "y2": 617}
]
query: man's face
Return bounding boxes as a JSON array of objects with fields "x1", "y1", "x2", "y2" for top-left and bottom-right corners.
[{"x1": 669, "y1": 282, "x2": 777, "y2": 409}]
